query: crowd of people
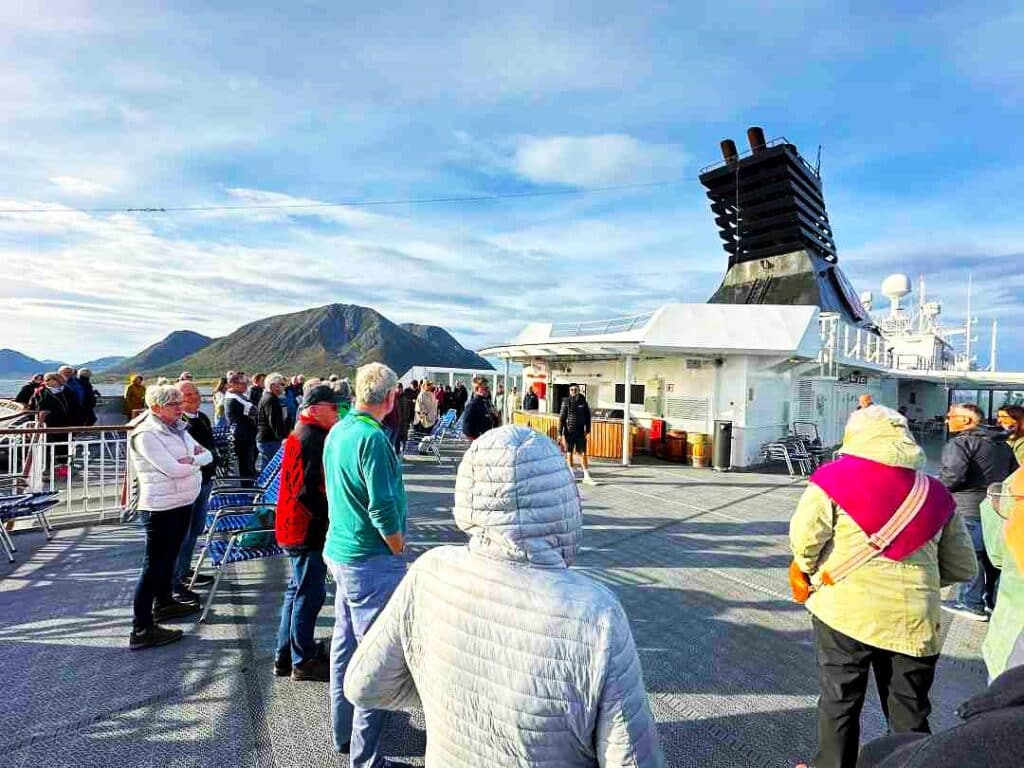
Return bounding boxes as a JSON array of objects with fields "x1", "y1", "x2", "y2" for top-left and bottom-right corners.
[{"x1": 20, "y1": 362, "x2": 1020, "y2": 767}]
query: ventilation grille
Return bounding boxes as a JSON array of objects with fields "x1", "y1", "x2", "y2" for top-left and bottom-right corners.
[
  {"x1": 666, "y1": 395, "x2": 709, "y2": 423},
  {"x1": 797, "y1": 380, "x2": 815, "y2": 420}
]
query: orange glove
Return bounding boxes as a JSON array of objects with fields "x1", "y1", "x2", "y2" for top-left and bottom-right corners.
[{"x1": 789, "y1": 560, "x2": 813, "y2": 604}]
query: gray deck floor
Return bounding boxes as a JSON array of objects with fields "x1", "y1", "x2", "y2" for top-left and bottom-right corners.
[{"x1": 1, "y1": 454, "x2": 989, "y2": 767}]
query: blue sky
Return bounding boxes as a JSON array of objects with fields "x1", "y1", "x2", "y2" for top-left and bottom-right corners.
[{"x1": 1, "y1": 1, "x2": 1021, "y2": 369}]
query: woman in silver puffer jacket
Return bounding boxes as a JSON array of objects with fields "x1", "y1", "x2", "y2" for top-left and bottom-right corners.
[{"x1": 344, "y1": 425, "x2": 665, "y2": 767}]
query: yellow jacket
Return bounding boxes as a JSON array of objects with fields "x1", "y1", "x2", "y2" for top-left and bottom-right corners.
[
  {"x1": 790, "y1": 415, "x2": 977, "y2": 656},
  {"x1": 123, "y1": 376, "x2": 147, "y2": 418}
]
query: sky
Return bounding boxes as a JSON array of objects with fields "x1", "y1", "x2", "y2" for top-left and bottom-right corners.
[{"x1": 1, "y1": 1, "x2": 1022, "y2": 369}]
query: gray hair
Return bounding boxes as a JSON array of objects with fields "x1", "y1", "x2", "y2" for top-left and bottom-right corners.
[
  {"x1": 266, "y1": 372, "x2": 286, "y2": 387},
  {"x1": 57, "y1": 365, "x2": 75, "y2": 376},
  {"x1": 145, "y1": 384, "x2": 183, "y2": 408},
  {"x1": 334, "y1": 378, "x2": 352, "y2": 401},
  {"x1": 302, "y1": 378, "x2": 322, "y2": 397},
  {"x1": 175, "y1": 380, "x2": 199, "y2": 396},
  {"x1": 355, "y1": 363, "x2": 397, "y2": 405},
  {"x1": 228, "y1": 372, "x2": 247, "y2": 387},
  {"x1": 78, "y1": 368, "x2": 92, "y2": 377}
]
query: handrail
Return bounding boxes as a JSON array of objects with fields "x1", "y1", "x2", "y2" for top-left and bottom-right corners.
[{"x1": 0, "y1": 425, "x2": 132, "y2": 436}]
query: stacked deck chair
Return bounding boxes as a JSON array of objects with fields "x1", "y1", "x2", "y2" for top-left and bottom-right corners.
[
  {"x1": 211, "y1": 424, "x2": 238, "y2": 478},
  {"x1": 0, "y1": 491, "x2": 58, "y2": 563},
  {"x1": 190, "y1": 447, "x2": 284, "y2": 621}
]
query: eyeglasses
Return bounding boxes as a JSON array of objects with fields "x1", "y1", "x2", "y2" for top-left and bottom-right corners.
[{"x1": 987, "y1": 482, "x2": 1024, "y2": 520}]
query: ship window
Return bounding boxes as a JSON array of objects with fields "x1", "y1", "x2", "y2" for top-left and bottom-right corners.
[{"x1": 614, "y1": 384, "x2": 645, "y2": 405}]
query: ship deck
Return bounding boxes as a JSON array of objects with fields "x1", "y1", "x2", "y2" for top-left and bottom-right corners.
[{"x1": 1, "y1": 453, "x2": 988, "y2": 767}]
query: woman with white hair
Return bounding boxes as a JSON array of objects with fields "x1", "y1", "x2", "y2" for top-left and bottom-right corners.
[
  {"x1": 128, "y1": 384, "x2": 212, "y2": 650},
  {"x1": 343, "y1": 425, "x2": 665, "y2": 767},
  {"x1": 790, "y1": 405, "x2": 977, "y2": 768}
]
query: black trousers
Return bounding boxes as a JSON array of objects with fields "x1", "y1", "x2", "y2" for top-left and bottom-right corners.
[
  {"x1": 812, "y1": 616, "x2": 937, "y2": 768},
  {"x1": 235, "y1": 441, "x2": 257, "y2": 479},
  {"x1": 132, "y1": 506, "x2": 192, "y2": 630}
]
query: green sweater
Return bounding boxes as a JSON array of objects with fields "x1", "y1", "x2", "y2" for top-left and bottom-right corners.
[
  {"x1": 323, "y1": 409, "x2": 407, "y2": 564},
  {"x1": 982, "y1": 494, "x2": 1024, "y2": 680}
]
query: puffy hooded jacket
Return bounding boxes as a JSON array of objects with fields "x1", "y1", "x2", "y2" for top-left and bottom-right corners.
[
  {"x1": 130, "y1": 413, "x2": 211, "y2": 511},
  {"x1": 790, "y1": 407, "x2": 977, "y2": 656},
  {"x1": 981, "y1": 467, "x2": 1024, "y2": 680},
  {"x1": 344, "y1": 425, "x2": 665, "y2": 767},
  {"x1": 939, "y1": 425, "x2": 1017, "y2": 518}
]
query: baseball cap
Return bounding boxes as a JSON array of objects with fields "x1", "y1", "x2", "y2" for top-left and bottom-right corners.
[{"x1": 303, "y1": 384, "x2": 339, "y2": 408}]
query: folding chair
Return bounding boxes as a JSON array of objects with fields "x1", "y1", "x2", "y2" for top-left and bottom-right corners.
[
  {"x1": 404, "y1": 413, "x2": 453, "y2": 465},
  {"x1": 211, "y1": 425, "x2": 238, "y2": 479},
  {"x1": 0, "y1": 492, "x2": 59, "y2": 562}
]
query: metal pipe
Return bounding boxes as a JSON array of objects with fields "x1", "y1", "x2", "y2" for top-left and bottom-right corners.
[
  {"x1": 720, "y1": 139, "x2": 738, "y2": 163},
  {"x1": 747, "y1": 126, "x2": 767, "y2": 153},
  {"x1": 622, "y1": 355, "x2": 634, "y2": 467}
]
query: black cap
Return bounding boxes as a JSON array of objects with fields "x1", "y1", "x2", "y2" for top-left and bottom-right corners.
[{"x1": 303, "y1": 385, "x2": 339, "y2": 408}]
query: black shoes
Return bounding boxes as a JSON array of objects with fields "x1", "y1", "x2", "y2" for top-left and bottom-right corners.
[
  {"x1": 129, "y1": 624, "x2": 183, "y2": 650},
  {"x1": 174, "y1": 585, "x2": 203, "y2": 604},
  {"x1": 154, "y1": 600, "x2": 200, "y2": 622},
  {"x1": 186, "y1": 569, "x2": 215, "y2": 587},
  {"x1": 291, "y1": 657, "x2": 330, "y2": 682},
  {"x1": 274, "y1": 649, "x2": 292, "y2": 677}
]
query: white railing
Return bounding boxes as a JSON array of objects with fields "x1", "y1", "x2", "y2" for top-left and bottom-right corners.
[
  {"x1": 819, "y1": 313, "x2": 891, "y2": 375},
  {"x1": 2, "y1": 423, "x2": 129, "y2": 526}
]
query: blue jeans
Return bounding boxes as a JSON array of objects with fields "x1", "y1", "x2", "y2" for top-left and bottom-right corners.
[
  {"x1": 276, "y1": 548, "x2": 328, "y2": 666},
  {"x1": 958, "y1": 516, "x2": 1000, "y2": 611},
  {"x1": 326, "y1": 553, "x2": 407, "y2": 765},
  {"x1": 256, "y1": 441, "x2": 281, "y2": 472},
  {"x1": 174, "y1": 480, "x2": 212, "y2": 585}
]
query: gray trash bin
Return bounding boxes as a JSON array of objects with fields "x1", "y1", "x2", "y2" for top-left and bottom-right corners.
[{"x1": 713, "y1": 420, "x2": 733, "y2": 471}]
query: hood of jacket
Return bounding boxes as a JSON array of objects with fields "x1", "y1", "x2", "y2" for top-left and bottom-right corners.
[
  {"x1": 454, "y1": 425, "x2": 582, "y2": 568},
  {"x1": 839, "y1": 407, "x2": 925, "y2": 470}
]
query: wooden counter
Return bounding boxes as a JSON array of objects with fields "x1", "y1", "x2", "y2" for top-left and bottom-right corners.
[{"x1": 512, "y1": 411, "x2": 626, "y2": 460}]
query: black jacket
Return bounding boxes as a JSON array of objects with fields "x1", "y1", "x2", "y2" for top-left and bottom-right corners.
[
  {"x1": 462, "y1": 393, "x2": 495, "y2": 439},
  {"x1": 559, "y1": 395, "x2": 591, "y2": 436},
  {"x1": 226, "y1": 394, "x2": 257, "y2": 442},
  {"x1": 30, "y1": 387, "x2": 73, "y2": 428},
  {"x1": 15, "y1": 381, "x2": 38, "y2": 405},
  {"x1": 398, "y1": 390, "x2": 416, "y2": 430},
  {"x1": 184, "y1": 411, "x2": 219, "y2": 483},
  {"x1": 939, "y1": 425, "x2": 1017, "y2": 517},
  {"x1": 522, "y1": 391, "x2": 539, "y2": 411},
  {"x1": 857, "y1": 664, "x2": 1024, "y2": 768},
  {"x1": 256, "y1": 392, "x2": 286, "y2": 443},
  {"x1": 248, "y1": 385, "x2": 264, "y2": 405},
  {"x1": 79, "y1": 378, "x2": 98, "y2": 426}
]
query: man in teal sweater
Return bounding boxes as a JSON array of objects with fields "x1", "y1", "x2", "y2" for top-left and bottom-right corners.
[{"x1": 322, "y1": 362, "x2": 407, "y2": 767}]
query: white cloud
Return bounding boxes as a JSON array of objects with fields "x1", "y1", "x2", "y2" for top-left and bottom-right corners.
[
  {"x1": 512, "y1": 135, "x2": 686, "y2": 187},
  {"x1": 48, "y1": 176, "x2": 114, "y2": 197}
]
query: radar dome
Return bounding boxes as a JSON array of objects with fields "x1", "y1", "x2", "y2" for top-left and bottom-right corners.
[{"x1": 881, "y1": 273, "x2": 912, "y2": 300}]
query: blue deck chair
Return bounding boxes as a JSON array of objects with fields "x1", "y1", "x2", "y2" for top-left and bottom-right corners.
[
  {"x1": 0, "y1": 492, "x2": 58, "y2": 563},
  {"x1": 405, "y1": 410, "x2": 455, "y2": 465},
  {"x1": 211, "y1": 425, "x2": 237, "y2": 479}
]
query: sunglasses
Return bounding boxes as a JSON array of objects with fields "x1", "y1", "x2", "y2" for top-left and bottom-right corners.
[{"x1": 987, "y1": 482, "x2": 1024, "y2": 520}]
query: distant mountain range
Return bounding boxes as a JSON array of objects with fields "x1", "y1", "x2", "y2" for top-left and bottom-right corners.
[
  {"x1": 2, "y1": 303, "x2": 490, "y2": 383},
  {"x1": 0, "y1": 349, "x2": 126, "y2": 378}
]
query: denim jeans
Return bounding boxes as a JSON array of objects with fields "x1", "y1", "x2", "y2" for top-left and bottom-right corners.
[
  {"x1": 958, "y1": 516, "x2": 1000, "y2": 611},
  {"x1": 326, "y1": 553, "x2": 407, "y2": 765},
  {"x1": 132, "y1": 505, "x2": 192, "y2": 630},
  {"x1": 256, "y1": 441, "x2": 282, "y2": 473},
  {"x1": 276, "y1": 547, "x2": 328, "y2": 666},
  {"x1": 174, "y1": 480, "x2": 212, "y2": 586}
]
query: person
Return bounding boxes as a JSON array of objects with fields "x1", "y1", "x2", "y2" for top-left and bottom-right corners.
[
  {"x1": 381, "y1": 382, "x2": 403, "y2": 452},
  {"x1": 461, "y1": 376, "x2": 497, "y2": 441},
  {"x1": 15, "y1": 373, "x2": 43, "y2": 406},
  {"x1": 322, "y1": 363, "x2": 407, "y2": 763},
  {"x1": 857, "y1": 393, "x2": 874, "y2": 409},
  {"x1": 78, "y1": 368, "x2": 99, "y2": 426},
  {"x1": 123, "y1": 374, "x2": 147, "y2": 418},
  {"x1": 178, "y1": 371, "x2": 193, "y2": 382},
  {"x1": 522, "y1": 383, "x2": 540, "y2": 411},
  {"x1": 939, "y1": 402, "x2": 1017, "y2": 620},
  {"x1": 403, "y1": 379, "x2": 419, "y2": 403},
  {"x1": 790, "y1": 406, "x2": 976, "y2": 768},
  {"x1": 453, "y1": 380, "x2": 468, "y2": 416},
  {"x1": 344, "y1": 425, "x2": 666, "y2": 767},
  {"x1": 334, "y1": 378, "x2": 353, "y2": 418},
  {"x1": 414, "y1": 380, "x2": 438, "y2": 433},
  {"x1": 225, "y1": 373, "x2": 258, "y2": 478},
  {"x1": 493, "y1": 382, "x2": 505, "y2": 422},
  {"x1": 395, "y1": 381, "x2": 414, "y2": 454},
  {"x1": 58, "y1": 365, "x2": 85, "y2": 426},
  {"x1": 30, "y1": 372, "x2": 75, "y2": 472},
  {"x1": 559, "y1": 383, "x2": 595, "y2": 485},
  {"x1": 173, "y1": 381, "x2": 218, "y2": 599},
  {"x1": 248, "y1": 373, "x2": 266, "y2": 406},
  {"x1": 434, "y1": 382, "x2": 447, "y2": 415},
  {"x1": 128, "y1": 384, "x2": 212, "y2": 650},
  {"x1": 284, "y1": 375, "x2": 301, "y2": 429},
  {"x1": 996, "y1": 404, "x2": 1024, "y2": 466},
  {"x1": 856, "y1": 467, "x2": 1024, "y2": 768},
  {"x1": 256, "y1": 373, "x2": 288, "y2": 471},
  {"x1": 212, "y1": 377, "x2": 228, "y2": 426},
  {"x1": 274, "y1": 385, "x2": 339, "y2": 682}
]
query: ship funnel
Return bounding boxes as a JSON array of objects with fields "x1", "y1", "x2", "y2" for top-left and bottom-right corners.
[
  {"x1": 720, "y1": 139, "x2": 739, "y2": 164},
  {"x1": 747, "y1": 126, "x2": 767, "y2": 153}
]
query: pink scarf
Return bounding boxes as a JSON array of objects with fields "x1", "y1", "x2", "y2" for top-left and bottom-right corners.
[{"x1": 810, "y1": 455, "x2": 955, "y2": 561}]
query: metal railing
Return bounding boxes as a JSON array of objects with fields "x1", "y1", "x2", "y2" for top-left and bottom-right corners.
[
  {"x1": 1, "y1": 423, "x2": 129, "y2": 526},
  {"x1": 818, "y1": 313, "x2": 890, "y2": 376},
  {"x1": 550, "y1": 311, "x2": 654, "y2": 339}
]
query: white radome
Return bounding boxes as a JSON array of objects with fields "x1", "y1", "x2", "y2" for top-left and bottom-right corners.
[{"x1": 881, "y1": 273, "x2": 912, "y2": 301}]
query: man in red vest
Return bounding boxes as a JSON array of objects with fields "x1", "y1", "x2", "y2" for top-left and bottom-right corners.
[{"x1": 274, "y1": 384, "x2": 339, "y2": 681}]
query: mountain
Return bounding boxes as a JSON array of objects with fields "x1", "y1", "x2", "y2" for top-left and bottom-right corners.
[
  {"x1": 157, "y1": 304, "x2": 491, "y2": 377},
  {"x1": 77, "y1": 356, "x2": 126, "y2": 372},
  {"x1": 108, "y1": 330, "x2": 214, "y2": 375},
  {"x1": 0, "y1": 349, "x2": 48, "y2": 378}
]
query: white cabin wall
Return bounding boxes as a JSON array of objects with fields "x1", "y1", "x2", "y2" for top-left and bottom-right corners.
[{"x1": 898, "y1": 380, "x2": 949, "y2": 422}]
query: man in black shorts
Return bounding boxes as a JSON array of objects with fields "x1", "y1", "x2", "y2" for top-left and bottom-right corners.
[{"x1": 559, "y1": 383, "x2": 595, "y2": 485}]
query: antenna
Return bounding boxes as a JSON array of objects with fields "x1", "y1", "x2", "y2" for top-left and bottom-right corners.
[
  {"x1": 964, "y1": 274, "x2": 977, "y2": 369},
  {"x1": 990, "y1": 319, "x2": 998, "y2": 372},
  {"x1": 815, "y1": 145, "x2": 822, "y2": 176}
]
